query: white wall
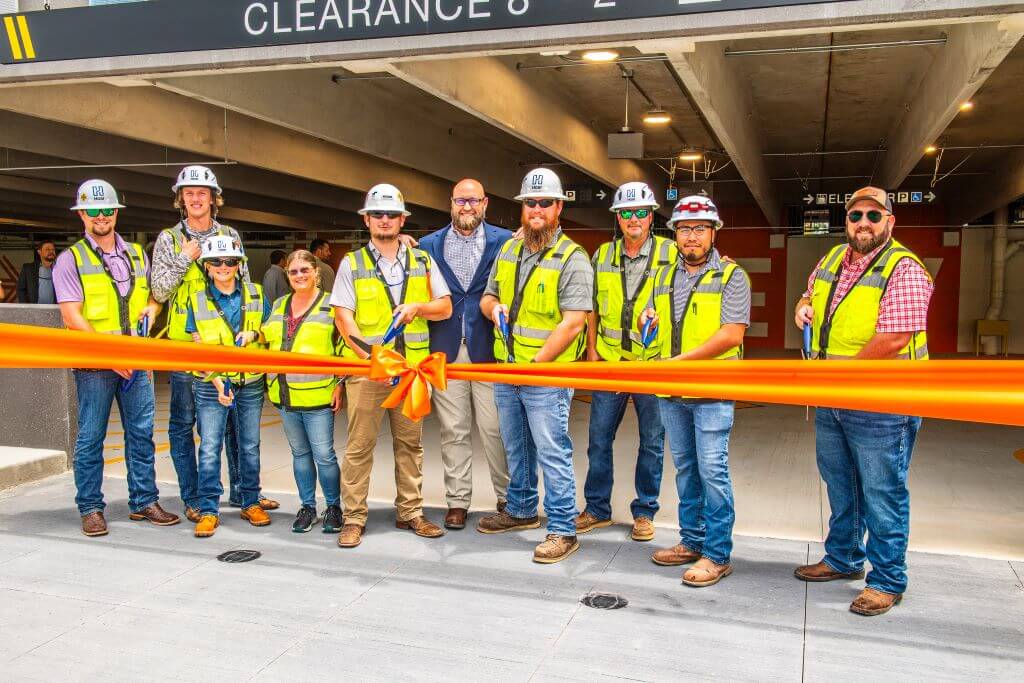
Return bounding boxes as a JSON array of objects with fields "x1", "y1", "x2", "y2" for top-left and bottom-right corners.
[{"x1": 958, "y1": 227, "x2": 1024, "y2": 354}]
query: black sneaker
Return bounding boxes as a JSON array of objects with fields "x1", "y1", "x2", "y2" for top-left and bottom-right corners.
[
  {"x1": 322, "y1": 504, "x2": 343, "y2": 534},
  {"x1": 292, "y1": 506, "x2": 318, "y2": 533}
]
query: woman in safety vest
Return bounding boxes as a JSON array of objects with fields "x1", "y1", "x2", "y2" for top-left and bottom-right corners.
[
  {"x1": 262, "y1": 250, "x2": 344, "y2": 534},
  {"x1": 186, "y1": 235, "x2": 271, "y2": 538}
]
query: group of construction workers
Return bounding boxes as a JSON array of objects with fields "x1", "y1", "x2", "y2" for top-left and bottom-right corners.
[{"x1": 56, "y1": 162, "x2": 931, "y2": 617}]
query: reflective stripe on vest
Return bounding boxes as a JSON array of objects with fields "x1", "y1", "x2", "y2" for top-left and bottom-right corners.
[
  {"x1": 163, "y1": 224, "x2": 230, "y2": 341},
  {"x1": 492, "y1": 233, "x2": 585, "y2": 364},
  {"x1": 810, "y1": 240, "x2": 930, "y2": 360},
  {"x1": 191, "y1": 280, "x2": 265, "y2": 383},
  {"x1": 594, "y1": 235, "x2": 677, "y2": 361},
  {"x1": 263, "y1": 291, "x2": 338, "y2": 409},
  {"x1": 69, "y1": 239, "x2": 149, "y2": 336},
  {"x1": 651, "y1": 261, "x2": 746, "y2": 361}
]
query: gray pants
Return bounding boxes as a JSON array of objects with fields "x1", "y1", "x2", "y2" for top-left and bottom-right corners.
[{"x1": 431, "y1": 344, "x2": 509, "y2": 509}]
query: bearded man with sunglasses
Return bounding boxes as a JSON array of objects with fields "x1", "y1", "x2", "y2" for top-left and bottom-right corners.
[
  {"x1": 53, "y1": 180, "x2": 179, "y2": 537},
  {"x1": 792, "y1": 186, "x2": 933, "y2": 616}
]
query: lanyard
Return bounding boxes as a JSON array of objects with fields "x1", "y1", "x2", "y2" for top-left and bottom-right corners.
[
  {"x1": 508, "y1": 239, "x2": 561, "y2": 343},
  {"x1": 614, "y1": 237, "x2": 657, "y2": 354},
  {"x1": 83, "y1": 237, "x2": 138, "y2": 336}
]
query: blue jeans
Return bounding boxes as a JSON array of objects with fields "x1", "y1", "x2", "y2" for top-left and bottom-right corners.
[
  {"x1": 494, "y1": 384, "x2": 577, "y2": 536},
  {"x1": 168, "y1": 371, "x2": 198, "y2": 509},
  {"x1": 815, "y1": 408, "x2": 921, "y2": 595},
  {"x1": 72, "y1": 370, "x2": 159, "y2": 516},
  {"x1": 194, "y1": 378, "x2": 265, "y2": 515},
  {"x1": 279, "y1": 407, "x2": 340, "y2": 508},
  {"x1": 658, "y1": 399, "x2": 736, "y2": 565},
  {"x1": 584, "y1": 390, "x2": 665, "y2": 521}
]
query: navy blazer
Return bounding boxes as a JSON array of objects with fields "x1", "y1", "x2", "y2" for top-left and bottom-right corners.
[{"x1": 419, "y1": 221, "x2": 513, "y2": 363}]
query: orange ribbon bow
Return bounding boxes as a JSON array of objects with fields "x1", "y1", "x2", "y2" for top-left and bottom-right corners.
[{"x1": 369, "y1": 346, "x2": 448, "y2": 421}]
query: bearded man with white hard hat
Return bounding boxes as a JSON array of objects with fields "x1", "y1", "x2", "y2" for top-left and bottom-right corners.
[
  {"x1": 330, "y1": 183, "x2": 453, "y2": 548},
  {"x1": 576, "y1": 181, "x2": 677, "y2": 544},
  {"x1": 53, "y1": 180, "x2": 179, "y2": 537},
  {"x1": 638, "y1": 195, "x2": 751, "y2": 587},
  {"x1": 477, "y1": 168, "x2": 595, "y2": 564}
]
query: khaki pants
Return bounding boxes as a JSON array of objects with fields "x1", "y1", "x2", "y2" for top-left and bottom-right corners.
[
  {"x1": 431, "y1": 343, "x2": 510, "y2": 509},
  {"x1": 342, "y1": 376, "x2": 424, "y2": 526}
]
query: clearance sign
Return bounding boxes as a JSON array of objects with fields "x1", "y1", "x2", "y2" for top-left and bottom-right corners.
[{"x1": 2, "y1": 0, "x2": 849, "y2": 65}]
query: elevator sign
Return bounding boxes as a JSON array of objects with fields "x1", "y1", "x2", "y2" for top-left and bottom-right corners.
[
  {"x1": 802, "y1": 191, "x2": 937, "y2": 206},
  {"x1": 1, "y1": 0, "x2": 853, "y2": 65}
]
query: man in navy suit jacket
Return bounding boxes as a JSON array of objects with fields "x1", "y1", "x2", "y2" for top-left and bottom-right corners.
[{"x1": 418, "y1": 179, "x2": 512, "y2": 531}]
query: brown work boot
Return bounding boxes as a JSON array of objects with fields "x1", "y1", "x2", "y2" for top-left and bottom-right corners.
[
  {"x1": 794, "y1": 561, "x2": 866, "y2": 582},
  {"x1": 81, "y1": 511, "x2": 108, "y2": 537},
  {"x1": 850, "y1": 588, "x2": 903, "y2": 616},
  {"x1": 258, "y1": 497, "x2": 280, "y2": 511},
  {"x1": 651, "y1": 544, "x2": 701, "y2": 566},
  {"x1": 129, "y1": 503, "x2": 180, "y2": 527},
  {"x1": 184, "y1": 506, "x2": 201, "y2": 523},
  {"x1": 682, "y1": 558, "x2": 733, "y2": 587},
  {"x1": 575, "y1": 510, "x2": 612, "y2": 534},
  {"x1": 497, "y1": 500, "x2": 507, "y2": 514},
  {"x1": 397, "y1": 516, "x2": 446, "y2": 538},
  {"x1": 241, "y1": 505, "x2": 272, "y2": 527},
  {"x1": 444, "y1": 508, "x2": 468, "y2": 530},
  {"x1": 194, "y1": 514, "x2": 219, "y2": 538},
  {"x1": 631, "y1": 517, "x2": 656, "y2": 542},
  {"x1": 533, "y1": 534, "x2": 580, "y2": 564},
  {"x1": 477, "y1": 510, "x2": 541, "y2": 534},
  {"x1": 337, "y1": 524, "x2": 363, "y2": 548}
]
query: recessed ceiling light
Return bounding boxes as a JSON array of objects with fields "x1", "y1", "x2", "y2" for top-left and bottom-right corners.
[
  {"x1": 540, "y1": 50, "x2": 571, "y2": 57},
  {"x1": 959, "y1": 101, "x2": 975, "y2": 112},
  {"x1": 924, "y1": 144, "x2": 938, "y2": 154},
  {"x1": 581, "y1": 50, "x2": 620, "y2": 63},
  {"x1": 643, "y1": 108, "x2": 672, "y2": 125}
]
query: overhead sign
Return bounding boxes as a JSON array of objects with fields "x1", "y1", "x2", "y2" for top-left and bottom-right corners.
[
  {"x1": 2, "y1": 0, "x2": 851, "y2": 65},
  {"x1": 802, "y1": 191, "x2": 936, "y2": 206},
  {"x1": 565, "y1": 184, "x2": 610, "y2": 207}
]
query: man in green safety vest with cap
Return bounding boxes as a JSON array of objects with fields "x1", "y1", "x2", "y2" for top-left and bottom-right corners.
[
  {"x1": 577, "y1": 181, "x2": 676, "y2": 544},
  {"x1": 54, "y1": 179, "x2": 180, "y2": 537},
  {"x1": 639, "y1": 195, "x2": 751, "y2": 588},
  {"x1": 477, "y1": 167, "x2": 594, "y2": 564},
  {"x1": 792, "y1": 186, "x2": 933, "y2": 616}
]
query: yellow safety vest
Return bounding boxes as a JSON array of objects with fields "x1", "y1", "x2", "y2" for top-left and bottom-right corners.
[
  {"x1": 340, "y1": 246, "x2": 433, "y2": 364},
  {"x1": 492, "y1": 233, "x2": 586, "y2": 364},
  {"x1": 189, "y1": 280, "x2": 265, "y2": 383},
  {"x1": 162, "y1": 223, "x2": 231, "y2": 341},
  {"x1": 810, "y1": 240, "x2": 930, "y2": 360},
  {"x1": 69, "y1": 238, "x2": 149, "y2": 335},
  {"x1": 651, "y1": 261, "x2": 747, "y2": 361},
  {"x1": 263, "y1": 291, "x2": 339, "y2": 409},
  {"x1": 594, "y1": 235, "x2": 677, "y2": 361}
]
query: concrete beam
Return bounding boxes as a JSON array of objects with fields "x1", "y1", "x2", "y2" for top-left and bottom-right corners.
[
  {"x1": 661, "y1": 42, "x2": 781, "y2": 226},
  {"x1": 875, "y1": 19, "x2": 1024, "y2": 189},
  {"x1": 947, "y1": 147, "x2": 1024, "y2": 225}
]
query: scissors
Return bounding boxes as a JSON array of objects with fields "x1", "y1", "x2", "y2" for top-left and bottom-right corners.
[
  {"x1": 640, "y1": 316, "x2": 655, "y2": 348},
  {"x1": 801, "y1": 324, "x2": 813, "y2": 420},
  {"x1": 497, "y1": 310, "x2": 514, "y2": 363}
]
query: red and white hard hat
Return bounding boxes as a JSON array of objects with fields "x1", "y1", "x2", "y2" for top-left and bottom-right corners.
[{"x1": 668, "y1": 195, "x2": 723, "y2": 230}]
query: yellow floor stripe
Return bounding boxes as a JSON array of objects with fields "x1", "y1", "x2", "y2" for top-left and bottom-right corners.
[
  {"x1": 3, "y1": 17, "x2": 23, "y2": 60},
  {"x1": 16, "y1": 16, "x2": 34, "y2": 59},
  {"x1": 103, "y1": 421, "x2": 282, "y2": 464}
]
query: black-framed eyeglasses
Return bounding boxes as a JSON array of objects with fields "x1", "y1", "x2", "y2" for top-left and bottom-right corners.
[
  {"x1": 847, "y1": 210, "x2": 888, "y2": 224},
  {"x1": 84, "y1": 208, "x2": 117, "y2": 218},
  {"x1": 676, "y1": 226, "x2": 711, "y2": 236},
  {"x1": 618, "y1": 209, "x2": 651, "y2": 220},
  {"x1": 206, "y1": 258, "x2": 240, "y2": 268},
  {"x1": 368, "y1": 211, "x2": 402, "y2": 220},
  {"x1": 453, "y1": 197, "x2": 485, "y2": 207},
  {"x1": 523, "y1": 199, "x2": 556, "y2": 209}
]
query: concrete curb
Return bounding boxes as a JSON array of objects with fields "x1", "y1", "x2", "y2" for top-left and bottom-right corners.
[{"x1": 0, "y1": 446, "x2": 69, "y2": 492}]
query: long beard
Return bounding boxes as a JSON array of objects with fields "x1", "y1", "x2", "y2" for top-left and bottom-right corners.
[
  {"x1": 848, "y1": 226, "x2": 891, "y2": 255},
  {"x1": 523, "y1": 219, "x2": 558, "y2": 252},
  {"x1": 452, "y1": 212, "x2": 483, "y2": 233}
]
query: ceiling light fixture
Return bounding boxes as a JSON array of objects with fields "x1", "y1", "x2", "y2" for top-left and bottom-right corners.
[
  {"x1": 959, "y1": 101, "x2": 975, "y2": 112},
  {"x1": 924, "y1": 145, "x2": 938, "y2": 155},
  {"x1": 581, "y1": 50, "x2": 619, "y2": 63},
  {"x1": 643, "y1": 108, "x2": 672, "y2": 125},
  {"x1": 539, "y1": 50, "x2": 571, "y2": 57},
  {"x1": 679, "y1": 152, "x2": 703, "y2": 162}
]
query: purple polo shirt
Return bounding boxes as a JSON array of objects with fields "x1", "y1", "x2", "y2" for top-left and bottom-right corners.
[{"x1": 53, "y1": 232, "x2": 147, "y2": 302}]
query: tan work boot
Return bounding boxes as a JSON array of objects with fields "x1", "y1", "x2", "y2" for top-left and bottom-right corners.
[
  {"x1": 533, "y1": 534, "x2": 580, "y2": 564},
  {"x1": 444, "y1": 508, "x2": 468, "y2": 530},
  {"x1": 337, "y1": 524, "x2": 363, "y2": 548},
  {"x1": 682, "y1": 558, "x2": 733, "y2": 587},
  {"x1": 194, "y1": 515, "x2": 219, "y2": 538},
  {"x1": 397, "y1": 516, "x2": 446, "y2": 538},
  {"x1": 477, "y1": 510, "x2": 540, "y2": 534},
  {"x1": 850, "y1": 588, "x2": 903, "y2": 616},
  {"x1": 241, "y1": 505, "x2": 271, "y2": 527},
  {"x1": 631, "y1": 517, "x2": 656, "y2": 542},
  {"x1": 184, "y1": 506, "x2": 201, "y2": 524},
  {"x1": 81, "y1": 511, "x2": 108, "y2": 537},
  {"x1": 258, "y1": 497, "x2": 280, "y2": 511},
  {"x1": 575, "y1": 510, "x2": 612, "y2": 534},
  {"x1": 794, "y1": 561, "x2": 865, "y2": 582},
  {"x1": 652, "y1": 544, "x2": 701, "y2": 566}
]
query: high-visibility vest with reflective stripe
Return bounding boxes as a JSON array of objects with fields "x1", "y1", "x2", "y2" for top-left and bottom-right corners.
[
  {"x1": 263, "y1": 291, "x2": 339, "y2": 409},
  {"x1": 810, "y1": 240, "x2": 930, "y2": 360},
  {"x1": 594, "y1": 235, "x2": 677, "y2": 361},
  {"x1": 162, "y1": 224, "x2": 231, "y2": 341},
  {"x1": 492, "y1": 233, "x2": 586, "y2": 364},
  {"x1": 340, "y1": 246, "x2": 433, "y2": 364},
  {"x1": 189, "y1": 280, "x2": 265, "y2": 383},
  {"x1": 69, "y1": 239, "x2": 149, "y2": 336},
  {"x1": 651, "y1": 261, "x2": 746, "y2": 361}
]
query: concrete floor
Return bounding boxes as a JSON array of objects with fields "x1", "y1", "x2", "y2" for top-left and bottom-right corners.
[{"x1": 105, "y1": 376, "x2": 1024, "y2": 562}]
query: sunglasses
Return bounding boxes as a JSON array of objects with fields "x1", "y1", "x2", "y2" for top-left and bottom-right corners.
[
  {"x1": 368, "y1": 211, "x2": 402, "y2": 220},
  {"x1": 523, "y1": 199, "x2": 556, "y2": 209},
  {"x1": 84, "y1": 208, "x2": 117, "y2": 218},
  {"x1": 847, "y1": 210, "x2": 888, "y2": 224},
  {"x1": 676, "y1": 226, "x2": 710, "y2": 236},
  {"x1": 288, "y1": 267, "x2": 314, "y2": 276},
  {"x1": 453, "y1": 197, "x2": 485, "y2": 207},
  {"x1": 206, "y1": 258, "x2": 240, "y2": 268},
  {"x1": 617, "y1": 209, "x2": 651, "y2": 220}
]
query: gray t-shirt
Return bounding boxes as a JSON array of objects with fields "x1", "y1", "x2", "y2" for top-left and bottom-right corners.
[
  {"x1": 150, "y1": 221, "x2": 248, "y2": 303},
  {"x1": 653, "y1": 249, "x2": 750, "y2": 326},
  {"x1": 484, "y1": 229, "x2": 593, "y2": 312},
  {"x1": 592, "y1": 235, "x2": 655, "y2": 301},
  {"x1": 261, "y1": 264, "x2": 290, "y2": 305},
  {"x1": 316, "y1": 257, "x2": 335, "y2": 294},
  {"x1": 36, "y1": 264, "x2": 56, "y2": 305},
  {"x1": 330, "y1": 242, "x2": 451, "y2": 312}
]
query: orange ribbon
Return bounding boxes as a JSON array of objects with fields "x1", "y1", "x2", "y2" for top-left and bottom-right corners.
[{"x1": 369, "y1": 346, "x2": 448, "y2": 421}]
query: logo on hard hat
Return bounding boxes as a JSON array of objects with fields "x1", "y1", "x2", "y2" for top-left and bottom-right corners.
[
  {"x1": 626, "y1": 189, "x2": 637, "y2": 201},
  {"x1": 189, "y1": 169, "x2": 200, "y2": 180},
  {"x1": 530, "y1": 174, "x2": 545, "y2": 190},
  {"x1": 80, "y1": 192, "x2": 88, "y2": 202},
  {"x1": 91, "y1": 185, "x2": 105, "y2": 200}
]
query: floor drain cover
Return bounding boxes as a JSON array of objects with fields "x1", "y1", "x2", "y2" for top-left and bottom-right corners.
[
  {"x1": 217, "y1": 550, "x2": 261, "y2": 563},
  {"x1": 581, "y1": 593, "x2": 628, "y2": 610}
]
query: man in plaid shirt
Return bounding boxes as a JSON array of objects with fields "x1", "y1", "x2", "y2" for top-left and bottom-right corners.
[{"x1": 792, "y1": 186, "x2": 933, "y2": 617}]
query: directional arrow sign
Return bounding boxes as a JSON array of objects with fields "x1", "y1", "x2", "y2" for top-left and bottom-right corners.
[
  {"x1": 926, "y1": 192, "x2": 936, "y2": 203},
  {"x1": 596, "y1": 190, "x2": 607, "y2": 201},
  {"x1": 803, "y1": 195, "x2": 815, "y2": 205}
]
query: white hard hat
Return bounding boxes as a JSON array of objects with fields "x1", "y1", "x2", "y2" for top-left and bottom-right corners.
[
  {"x1": 70, "y1": 179, "x2": 125, "y2": 211},
  {"x1": 358, "y1": 183, "x2": 411, "y2": 216},
  {"x1": 610, "y1": 182, "x2": 660, "y2": 211},
  {"x1": 199, "y1": 235, "x2": 246, "y2": 262},
  {"x1": 668, "y1": 195, "x2": 723, "y2": 230},
  {"x1": 514, "y1": 167, "x2": 569, "y2": 201},
  {"x1": 172, "y1": 165, "x2": 222, "y2": 195}
]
